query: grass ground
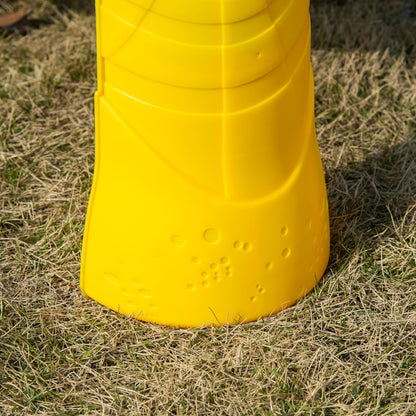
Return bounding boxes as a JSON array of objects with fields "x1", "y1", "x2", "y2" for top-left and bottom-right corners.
[{"x1": 1, "y1": 0, "x2": 415, "y2": 414}]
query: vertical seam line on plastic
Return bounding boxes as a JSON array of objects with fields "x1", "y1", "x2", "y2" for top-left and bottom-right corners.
[{"x1": 220, "y1": 1, "x2": 230, "y2": 199}]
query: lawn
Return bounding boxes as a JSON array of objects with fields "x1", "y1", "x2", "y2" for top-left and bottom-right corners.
[{"x1": 1, "y1": 0, "x2": 416, "y2": 414}]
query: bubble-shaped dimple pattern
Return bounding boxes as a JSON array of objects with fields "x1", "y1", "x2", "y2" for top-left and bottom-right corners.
[
  {"x1": 243, "y1": 242, "x2": 252, "y2": 252},
  {"x1": 130, "y1": 278, "x2": 142, "y2": 288},
  {"x1": 256, "y1": 284, "x2": 265, "y2": 295},
  {"x1": 171, "y1": 235, "x2": 187, "y2": 247},
  {"x1": 221, "y1": 257, "x2": 230, "y2": 266},
  {"x1": 120, "y1": 287, "x2": 129, "y2": 297},
  {"x1": 191, "y1": 256, "x2": 200, "y2": 264},
  {"x1": 233, "y1": 240, "x2": 243, "y2": 250},
  {"x1": 187, "y1": 231, "x2": 238, "y2": 290},
  {"x1": 196, "y1": 256, "x2": 234, "y2": 288},
  {"x1": 137, "y1": 288, "x2": 152, "y2": 299},
  {"x1": 112, "y1": 272, "x2": 156, "y2": 313},
  {"x1": 124, "y1": 299, "x2": 136, "y2": 309},
  {"x1": 103, "y1": 273, "x2": 120, "y2": 287},
  {"x1": 104, "y1": 273, "x2": 156, "y2": 313},
  {"x1": 203, "y1": 228, "x2": 221, "y2": 244},
  {"x1": 234, "y1": 240, "x2": 253, "y2": 252}
]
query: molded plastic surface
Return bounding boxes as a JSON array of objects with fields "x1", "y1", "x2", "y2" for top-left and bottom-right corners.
[{"x1": 81, "y1": 0, "x2": 330, "y2": 327}]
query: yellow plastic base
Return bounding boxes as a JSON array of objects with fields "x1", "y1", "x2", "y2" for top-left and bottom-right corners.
[{"x1": 81, "y1": 0, "x2": 330, "y2": 327}]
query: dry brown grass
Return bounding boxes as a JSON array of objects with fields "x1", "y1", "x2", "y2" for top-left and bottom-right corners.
[{"x1": 1, "y1": 0, "x2": 416, "y2": 414}]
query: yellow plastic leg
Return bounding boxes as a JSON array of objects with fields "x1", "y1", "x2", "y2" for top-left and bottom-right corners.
[{"x1": 81, "y1": 0, "x2": 330, "y2": 327}]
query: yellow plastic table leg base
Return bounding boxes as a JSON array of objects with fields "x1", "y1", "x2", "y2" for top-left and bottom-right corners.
[{"x1": 81, "y1": 0, "x2": 330, "y2": 327}]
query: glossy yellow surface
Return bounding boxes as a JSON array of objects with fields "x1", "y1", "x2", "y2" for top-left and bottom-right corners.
[{"x1": 81, "y1": 0, "x2": 330, "y2": 327}]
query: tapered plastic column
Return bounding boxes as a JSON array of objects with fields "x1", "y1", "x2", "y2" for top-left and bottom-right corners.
[{"x1": 81, "y1": 0, "x2": 330, "y2": 327}]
